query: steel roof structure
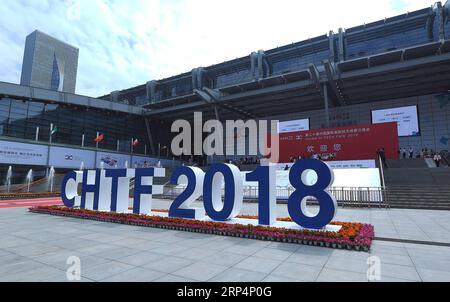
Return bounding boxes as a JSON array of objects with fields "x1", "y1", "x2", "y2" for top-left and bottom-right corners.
[{"x1": 98, "y1": 1, "x2": 450, "y2": 125}]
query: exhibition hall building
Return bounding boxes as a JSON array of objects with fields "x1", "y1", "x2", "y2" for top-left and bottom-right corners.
[{"x1": 2, "y1": 0, "x2": 450, "y2": 284}]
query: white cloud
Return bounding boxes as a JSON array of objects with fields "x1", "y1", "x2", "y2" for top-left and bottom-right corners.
[{"x1": 0, "y1": 0, "x2": 435, "y2": 97}]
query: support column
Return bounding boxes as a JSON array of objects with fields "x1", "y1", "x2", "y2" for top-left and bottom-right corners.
[
  {"x1": 144, "y1": 117, "x2": 156, "y2": 156},
  {"x1": 111, "y1": 91, "x2": 120, "y2": 103},
  {"x1": 191, "y1": 68, "x2": 205, "y2": 90},
  {"x1": 211, "y1": 105, "x2": 221, "y2": 166},
  {"x1": 338, "y1": 28, "x2": 345, "y2": 62},
  {"x1": 250, "y1": 50, "x2": 269, "y2": 80},
  {"x1": 257, "y1": 50, "x2": 265, "y2": 79},
  {"x1": 146, "y1": 81, "x2": 157, "y2": 104},
  {"x1": 250, "y1": 52, "x2": 258, "y2": 80},
  {"x1": 437, "y1": 2, "x2": 445, "y2": 41},
  {"x1": 328, "y1": 31, "x2": 336, "y2": 62},
  {"x1": 323, "y1": 83, "x2": 330, "y2": 128}
]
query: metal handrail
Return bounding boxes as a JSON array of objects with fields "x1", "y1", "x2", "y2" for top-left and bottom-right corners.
[
  {"x1": 163, "y1": 185, "x2": 389, "y2": 208},
  {"x1": 440, "y1": 150, "x2": 450, "y2": 167}
]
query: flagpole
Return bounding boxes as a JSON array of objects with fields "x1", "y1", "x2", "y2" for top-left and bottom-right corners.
[
  {"x1": 131, "y1": 138, "x2": 134, "y2": 154},
  {"x1": 35, "y1": 126, "x2": 39, "y2": 142},
  {"x1": 46, "y1": 123, "x2": 53, "y2": 177},
  {"x1": 81, "y1": 134, "x2": 85, "y2": 148},
  {"x1": 117, "y1": 140, "x2": 120, "y2": 152},
  {"x1": 49, "y1": 123, "x2": 53, "y2": 145}
]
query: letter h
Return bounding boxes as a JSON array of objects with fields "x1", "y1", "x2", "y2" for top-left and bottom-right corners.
[{"x1": 81, "y1": 169, "x2": 101, "y2": 210}]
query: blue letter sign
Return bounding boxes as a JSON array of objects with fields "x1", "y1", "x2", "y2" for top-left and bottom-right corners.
[{"x1": 61, "y1": 160, "x2": 337, "y2": 230}]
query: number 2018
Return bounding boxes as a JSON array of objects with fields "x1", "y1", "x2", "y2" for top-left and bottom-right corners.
[{"x1": 169, "y1": 159, "x2": 337, "y2": 230}]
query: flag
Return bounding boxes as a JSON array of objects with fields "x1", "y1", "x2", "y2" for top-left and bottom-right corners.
[
  {"x1": 132, "y1": 139, "x2": 139, "y2": 147},
  {"x1": 50, "y1": 125, "x2": 58, "y2": 136},
  {"x1": 94, "y1": 133, "x2": 104, "y2": 143}
]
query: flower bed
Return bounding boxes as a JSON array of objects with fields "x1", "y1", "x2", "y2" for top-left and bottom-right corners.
[{"x1": 29, "y1": 205, "x2": 374, "y2": 251}]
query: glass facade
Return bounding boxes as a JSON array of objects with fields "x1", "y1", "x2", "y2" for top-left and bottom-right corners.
[
  {"x1": 271, "y1": 50, "x2": 330, "y2": 75},
  {"x1": 157, "y1": 76, "x2": 193, "y2": 100},
  {"x1": 50, "y1": 54, "x2": 60, "y2": 91},
  {"x1": 445, "y1": 13, "x2": 450, "y2": 39},
  {"x1": 216, "y1": 68, "x2": 253, "y2": 88},
  {"x1": 345, "y1": 27, "x2": 431, "y2": 60},
  {"x1": 268, "y1": 92, "x2": 450, "y2": 154},
  {"x1": 0, "y1": 97, "x2": 149, "y2": 155}
]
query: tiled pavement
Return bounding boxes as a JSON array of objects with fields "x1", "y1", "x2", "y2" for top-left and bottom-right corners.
[{"x1": 1, "y1": 201, "x2": 450, "y2": 282}]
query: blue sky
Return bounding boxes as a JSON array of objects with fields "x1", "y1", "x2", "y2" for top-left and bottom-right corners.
[{"x1": 0, "y1": 0, "x2": 431, "y2": 97}]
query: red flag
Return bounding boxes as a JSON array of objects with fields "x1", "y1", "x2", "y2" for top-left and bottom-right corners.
[
  {"x1": 94, "y1": 133, "x2": 104, "y2": 143},
  {"x1": 132, "y1": 139, "x2": 139, "y2": 147}
]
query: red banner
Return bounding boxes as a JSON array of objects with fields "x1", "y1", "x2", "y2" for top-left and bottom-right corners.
[{"x1": 276, "y1": 122, "x2": 399, "y2": 162}]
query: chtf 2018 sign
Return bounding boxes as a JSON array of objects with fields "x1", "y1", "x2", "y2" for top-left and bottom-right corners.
[{"x1": 61, "y1": 159, "x2": 337, "y2": 230}]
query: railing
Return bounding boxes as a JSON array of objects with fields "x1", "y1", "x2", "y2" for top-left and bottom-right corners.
[
  {"x1": 440, "y1": 150, "x2": 450, "y2": 167},
  {"x1": 162, "y1": 185, "x2": 389, "y2": 208},
  {"x1": 329, "y1": 187, "x2": 389, "y2": 208},
  {"x1": 0, "y1": 176, "x2": 48, "y2": 193}
]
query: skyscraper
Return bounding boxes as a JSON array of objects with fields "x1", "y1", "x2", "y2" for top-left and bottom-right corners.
[{"x1": 20, "y1": 30, "x2": 79, "y2": 94}]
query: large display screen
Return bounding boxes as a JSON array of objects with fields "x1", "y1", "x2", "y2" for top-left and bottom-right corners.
[
  {"x1": 278, "y1": 119, "x2": 310, "y2": 133},
  {"x1": 371, "y1": 105, "x2": 420, "y2": 137}
]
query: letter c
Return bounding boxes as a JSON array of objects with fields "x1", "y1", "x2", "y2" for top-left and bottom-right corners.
[{"x1": 61, "y1": 171, "x2": 82, "y2": 208}]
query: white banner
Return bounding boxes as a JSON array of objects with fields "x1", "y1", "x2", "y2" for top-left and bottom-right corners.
[
  {"x1": 276, "y1": 160, "x2": 376, "y2": 170},
  {"x1": 0, "y1": 139, "x2": 186, "y2": 169},
  {"x1": 49, "y1": 146, "x2": 95, "y2": 169},
  {"x1": 0, "y1": 141, "x2": 48, "y2": 166},
  {"x1": 325, "y1": 160, "x2": 376, "y2": 169},
  {"x1": 278, "y1": 119, "x2": 310, "y2": 133},
  {"x1": 253, "y1": 168, "x2": 380, "y2": 189},
  {"x1": 131, "y1": 155, "x2": 159, "y2": 168}
]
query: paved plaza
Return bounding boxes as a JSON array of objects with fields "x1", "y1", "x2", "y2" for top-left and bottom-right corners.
[{"x1": 0, "y1": 200, "x2": 450, "y2": 282}]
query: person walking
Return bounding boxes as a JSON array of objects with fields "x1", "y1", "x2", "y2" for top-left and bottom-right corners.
[
  {"x1": 434, "y1": 153, "x2": 442, "y2": 167},
  {"x1": 409, "y1": 147, "x2": 414, "y2": 159},
  {"x1": 401, "y1": 148, "x2": 407, "y2": 159}
]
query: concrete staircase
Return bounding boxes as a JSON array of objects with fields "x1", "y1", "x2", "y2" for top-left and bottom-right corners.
[
  {"x1": 386, "y1": 185, "x2": 450, "y2": 210},
  {"x1": 385, "y1": 158, "x2": 429, "y2": 169},
  {"x1": 383, "y1": 160, "x2": 450, "y2": 210}
]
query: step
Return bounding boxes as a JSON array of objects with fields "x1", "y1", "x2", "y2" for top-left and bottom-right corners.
[
  {"x1": 387, "y1": 195, "x2": 450, "y2": 199},
  {"x1": 387, "y1": 196, "x2": 450, "y2": 198},
  {"x1": 390, "y1": 201, "x2": 450, "y2": 205},
  {"x1": 389, "y1": 201, "x2": 450, "y2": 205},
  {"x1": 390, "y1": 203, "x2": 450, "y2": 207},
  {"x1": 391, "y1": 206, "x2": 450, "y2": 211},
  {"x1": 389, "y1": 202, "x2": 450, "y2": 206}
]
